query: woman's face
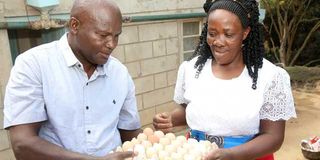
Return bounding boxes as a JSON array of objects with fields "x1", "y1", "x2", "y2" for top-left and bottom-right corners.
[{"x1": 207, "y1": 9, "x2": 250, "y2": 65}]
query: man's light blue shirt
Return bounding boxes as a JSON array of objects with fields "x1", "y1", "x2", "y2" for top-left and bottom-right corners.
[{"x1": 4, "y1": 33, "x2": 141, "y2": 156}]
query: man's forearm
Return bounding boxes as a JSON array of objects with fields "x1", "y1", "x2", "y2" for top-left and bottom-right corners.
[{"x1": 12, "y1": 136, "x2": 97, "y2": 160}]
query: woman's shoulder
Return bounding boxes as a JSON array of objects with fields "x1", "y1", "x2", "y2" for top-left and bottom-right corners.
[
  {"x1": 261, "y1": 59, "x2": 289, "y2": 76},
  {"x1": 259, "y1": 58, "x2": 291, "y2": 85}
]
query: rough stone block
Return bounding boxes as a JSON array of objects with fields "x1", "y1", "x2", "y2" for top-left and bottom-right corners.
[
  {"x1": 155, "y1": 102, "x2": 178, "y2": 114},
  {"x1": 0, "y1": 149, "x2": 15, "y2": 160},
  {"x1": 139, "y1": 22, "x2": 178, "y2": 42},
  {"x1": 125, "y1": 42, "x2": 153, "y2": 62},
  {"x1": 0, "y1": 130, "x2": 9, "y2": 151},
  {"x1": 166, "y1": 38, "x2": 179, "y2": 55},
  {"x1": 125, "y1": 62, "x2": 141, "y2": 78},
  {"x1": 112, "y1": 46, "x2": 125, "y2": 63},
  {"x1": 142, "y1": 86, "x2": 174, "y2": 108},
  {"x1": 154, "y1": 73, "x2": 167, "y2": 89},
  {"x1": 139, "y1": 107, "x2": 156, "y2": 126},
  {"x1": 118, "y1": 26, "x2": 139, "y2": 45},
  {"x1": 152, "y1": 40, "x2": 166, "y2": 57},
  {"x1": 167, "y1": 69, "x2": 178, "y2": 86},
  {"x1": 0, "y1": 109, "x2": 3, "y2": 129},
  {"x1": 141, "y1": 55, "x2": 178, "y2": 76},
  {"x1": 136, "y1": 95, "x2": 143, "y2": 111},
  {"x1": 134, "y1": 76, "x2": 154, "y2": 94}
]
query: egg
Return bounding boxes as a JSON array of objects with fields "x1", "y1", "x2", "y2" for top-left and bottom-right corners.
[
  {"x1": 115, "y1": 146, "x2": 123, "y2": 152},
  {"x1": 153, "y1": 143, "x2": 164, "y2": 153},
  {"x1": 187, "y1": 138, "x2": 198, "y2": 145},
  {"x1": 146, "y1": 147, "x2": 157, "y2": 158},
  {"x1": 212, "y1": 142, "x2": 219, "y2": 150},
  {"x1": 154, "y1": 130, "x2": 165, "y2": 138},
  {"x1": 165, "y1": 133, "x2": 176, "y2": 141},
  {"x1": 158, "y1": 150, "x2": 169, "y2": 160},
  {"x1": 122, "y1": 141, "x2": 134, "y2": 151},
  {"x1": 141, "y1": 140, "x2": 152, "y2": 148},
  {"x1": 143, "y1": 127, "x2": 154, "y2": 136},
  {"x1": 137, "y1": 133, "x2": 148, "y2": 141},
  {"x1": 171, "y1": 152, "x2": 183, "y2": 160},
  {"x1": 165, "y1": 144, "x2": 176, "y2": 153},
  {"x1": 176, "y1": 135, "x2": 187, "y2": 143},
  {"x1": 134, "y1": 144, "x2": 146, "y2": 158},
  {"x1": 131, "y1": 137, "x2": 140, "y2": 146},
  {"x1": 159, "y1": 137, "x2": 171, "y2": 146},
  {"x1": 148, "y1": 134, "x2": 160, "y2": 144},
  {"x1": 177, "y1": 147, "x2": 187, "y2": 155}
]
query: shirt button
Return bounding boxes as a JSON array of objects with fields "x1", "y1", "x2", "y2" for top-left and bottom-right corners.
[
  {"x1": 78, "y1": 64, "x2": 81, "y2": 68},
  {"x1": 86, "y1": 106, "x2": 89, "y2": 110},
  {"x1": 87, "y1": 130, "x2": 91, "y2": 134},
  {"x1": 86, "y1": 83, "x2": 88, "y2": 86}
]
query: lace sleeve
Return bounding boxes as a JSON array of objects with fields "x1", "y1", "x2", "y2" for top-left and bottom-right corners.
[
  {"x1": 173, "y1": 62, "x2": 189, "y2": 104},
  {"x1": 260, "y1": 67, "x2": 297, "y2": 121}
]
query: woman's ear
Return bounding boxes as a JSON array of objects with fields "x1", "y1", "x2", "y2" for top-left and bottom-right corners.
[
  {"x1": 69, "y1": 17, "x2": 80, "y2": 34},
  {"x1": 243, "y1": 26, "x2": 251, "y2": 40}
]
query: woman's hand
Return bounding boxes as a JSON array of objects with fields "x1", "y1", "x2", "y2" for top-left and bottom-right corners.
[
  {"x1": 153, "y1": 112, "x2": 173, "y2": 133},
  {"x1": 203, "y1": 148, "x2": 233, "y2": 160}
]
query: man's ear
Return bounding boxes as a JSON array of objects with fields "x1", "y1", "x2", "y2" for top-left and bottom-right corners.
[
  {"x1": 243, "y1": 26, "x2": 251, "y2": 40},
  {"x1": 69, "y1": 17, "x2": 80, "y2": 34}
]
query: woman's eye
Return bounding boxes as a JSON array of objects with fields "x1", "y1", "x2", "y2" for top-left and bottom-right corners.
[{"x1": 208, "y1": 33, "x2": 215, "y2": 37}]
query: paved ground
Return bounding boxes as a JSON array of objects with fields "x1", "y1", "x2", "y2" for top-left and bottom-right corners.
[{"x1": 275, "y1": 89, "x2": 320, "y2": 160}]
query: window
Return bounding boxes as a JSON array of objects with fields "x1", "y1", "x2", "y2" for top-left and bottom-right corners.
[
  {"x1": 8, "y1": 28, "x2": 67, "y2": 64},
  {"x1": 182, "y1": 20, "x2": 203, "y2": 61}
]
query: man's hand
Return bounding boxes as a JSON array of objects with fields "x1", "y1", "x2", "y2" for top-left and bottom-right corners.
[
  {"x1": 102, "y1": 151, "x2": 136, "y2": 160},
  {"x1": 153, "y1": 112, "x2": 173, "y2": 133}
]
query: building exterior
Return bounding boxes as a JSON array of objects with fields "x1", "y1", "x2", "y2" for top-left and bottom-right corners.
[{"x1": 0, "y1": 0, "x2": 205, "y2": 159}]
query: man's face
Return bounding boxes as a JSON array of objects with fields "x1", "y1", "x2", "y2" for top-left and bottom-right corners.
[{"x1": 75, "y1": 8, "x2": 122, "y2": 65}]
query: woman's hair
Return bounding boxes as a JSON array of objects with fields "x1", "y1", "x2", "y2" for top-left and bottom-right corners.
[{"x1": 191, "y1": 0, "x2": 264, "y2": 89}]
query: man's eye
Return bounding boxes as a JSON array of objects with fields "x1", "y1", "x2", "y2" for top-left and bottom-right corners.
[{"x1": 225, "y1": 34, "x2": 233, "y2": 38}]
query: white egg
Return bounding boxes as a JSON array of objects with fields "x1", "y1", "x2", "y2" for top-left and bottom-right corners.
[
  {"x1": 211, "y1": 142, "x2": 219, "y2": 150},
  {"x1": 122, "y1": 141, "x2": 134, "y2": 151},
  {"x1": 115, "y1": 146, "x2": 123, "y2": 152},
  {"x1": 137, "y1": 133, "x2": 148, "y2": 142},
  {"x1": 165, "y1": 133, "x2": 176, "y2": 141},
  {"x1": 141, "y1": 140, "x2": 152, "y2": 148},
  {"x1": 187, "y1": 138, "x2": 198, "y2": 145},
  {"x1": 134, "y1": 144, "x2": 146, "y2": 158},
  {"x1": 164, "y1": 144, "x2": 176, "y2": 153},
  {"x1": 153, "y1": 143, "x2": 164, "y2": 153},
  {"x1": 158, "y1": 150, "x2": 169, "y2": 160},
  {"x1": 146, "y1": 147, "x2": 157, "y2": 159},
  {"x1": 159, "y1": 137, "x2": 171, "y2": 146},
  {"x1": 171, "y1": 152, "x2": 183, "y2": 160},
  {"x1": 177, "y1": 147, "x2": 187, "y2": 155},
  {"x1": 131, "y1": 138, "x2": 140, "y2": 145},
  {"x1": 176, "y1": 135, "x2": 187, "y2": 143},
  {"x1": 154, "y1": 130, "x2": 165, "y2": 138}
]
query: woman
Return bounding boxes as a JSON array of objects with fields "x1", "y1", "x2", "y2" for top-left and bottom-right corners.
[{"x1": 153, "y1": 0, "x2": 296, "y2": 159}]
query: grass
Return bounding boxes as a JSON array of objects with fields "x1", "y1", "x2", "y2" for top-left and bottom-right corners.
[{"x1": 285, "y1": 66, "x2": 320, "y2": 82}]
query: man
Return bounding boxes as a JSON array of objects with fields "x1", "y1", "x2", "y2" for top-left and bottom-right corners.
[{"x1": 3, "y1": 0, "x2": 141, "y2": 159}]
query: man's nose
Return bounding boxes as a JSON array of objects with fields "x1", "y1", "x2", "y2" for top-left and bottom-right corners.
[{"x1": 106, "y1": 37, "x2": 117, "y2": 50}]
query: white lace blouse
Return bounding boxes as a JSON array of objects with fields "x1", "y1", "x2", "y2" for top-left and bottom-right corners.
[{"x1": 174, "y1": 58, "x2": 296, "y2": 136}]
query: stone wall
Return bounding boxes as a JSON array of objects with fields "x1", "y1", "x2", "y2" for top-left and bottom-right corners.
[{"x1": 0, "y1": 0, "x2": 203, "y2": 159}]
